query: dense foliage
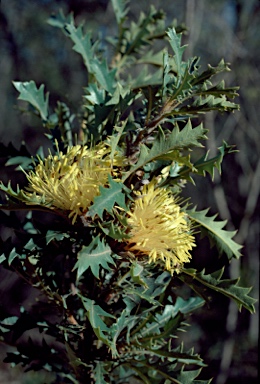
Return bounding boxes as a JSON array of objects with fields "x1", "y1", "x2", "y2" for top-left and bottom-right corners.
[{"x1": 0, "y1": 1, "x2": 256, "y2": 383}]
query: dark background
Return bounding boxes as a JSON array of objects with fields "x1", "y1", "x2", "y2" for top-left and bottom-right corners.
[{"x1": 0, "y1": 0, "x2": 259, "y2": 383}]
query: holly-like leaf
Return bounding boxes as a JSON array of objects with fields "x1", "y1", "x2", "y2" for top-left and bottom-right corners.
[
  {"x1": 139, "y1": 296, "x2": 204, "y2": 340},
  {"x1": 187, "y1": 207, "x2": 242, "y2": 260},
  {"x1": 91, "y1": 58, "x2": 117, "y2": 94},
  {"x1": 80, "y1": 297, "x2": 115, "y2": 328},
  {"x1": 191, "y1": 59, "x2": 231, "y2": 86},
  {"x1": 79, "y1": 295, "x2": 115, "y2": 351},
  {"x1": 111, "y1": 0, "x2": 129, "y2": 25},
  {"x1": 167, "y1": 28, "x2": 187, "y2": 84},
  {"x1": 179, "y1": 141, "x2": 236, "y2": 182},
  {"x1": 45, "y1": 230, "x2": 70, "y2": 245},
  {"x1": 64, "y1": 23, "x2": 94, "y2": 72},
  {"x1": 87, "y1": 176, "x2": 127, "y2": 219},
  {"x1": 180, "y1": 268, "x2": 256, "y2": 314},
  {"x1": 177, "y1": 367, "x2": 212, "y2": 384},
  {"x1": 93, "y1": 361, "x2": 109, "y2": 384},
  {"x1": 64, "y1": 22, "x2": 116, "y2": 94},
  {"x1": 123, "y1": 120, "x2": 207, "y2": 181},
  {"x1": 192, "y1": 94, "x2": 239, "y2": 113},
  {"x1": 13, "y1": 81, "x2": 49, "y2": 121},
  {"x1": 5, "y1": 156, "x2": 33, "y2": 170},
  {"x1": 47, "y1": 9, "x2": 74, "y2": 29},
  {"x1": 74, "y1": 237, "x2": 114, "y2": 280}
]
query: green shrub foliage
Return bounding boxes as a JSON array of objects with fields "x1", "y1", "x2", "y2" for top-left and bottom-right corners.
[{"x1": 0, "y1": 1, "x2": 256, "y2": 383}]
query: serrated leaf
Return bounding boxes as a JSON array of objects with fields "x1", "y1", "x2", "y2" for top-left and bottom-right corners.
[
  {"x1": 109, "y1": 307, "x2": 139, "y2": 353},
  {"x1": 137, "y1": 49, "x2": 177, "y2": 72},
  {"x1": 13, "y1": 81, "x2": 49, "y2": 121},
  {"x1": 123, "y1": 120, "x2": 207, "y2": 181},
  {"x1": 140, "y1": 296, "x2": 204, "y2": 339},
  {"x1": 168, "y1": 57, "x2": 198, "y2": 102},
  {"x1": 187, "y1": 207, "x2": 242, "y2": 260},
  {"x1": 87, "y1": 175, "x2": 127, "y2": 219},
  {"x1": 93, "y1": 361, "x2": 109, "y2": 384},
  {"x1": 129, "y1": 66, "x2": 163, "y2": 90},
  {"x1": 5, "y1": 156, "x2": 33, "y2": 170},
  {"x1": 109, "y1": 120, "x2": 127, "y2": 164},
  {"x1": 64, "y1": 23, "x2": 94, "y2": 72},
  {"x1": 167, "y1": 28, "x2": 187, "y2": 84},
  {"x1": 84, "y1": 83, "x2": 106, "y2": 105},
  {"x1": 191, "y1": 59, "x2": 231, "y2": 86},
  {"x1": 46, "y1": 231, "x2": 70, "y2": 245},
  {"x1": 111, "y1": 0, "x2": 129, "y2": 25},
  {"x1": 177, "y1": 367, "x2": 212, "y2": 384},
  {"x1": 80, "y1": 297, "x2": 115, "y2": 327},
  {"x1": 74, "y1": 238, "x2": 114, "y2": 280},
  {"x1": 162, "y1": 51, "x2": 171, "y2": 97},
  {"x1": 79, "y1": 295, "x2": 115, "y2": 352},
  {"x1": 91, "y1": 59, "x2": 116, "y2": 94},
  {"x1": 192, "y1": 94, "x2": 239, "y2": 112},
  {"x1": 180, "y1": 141, "x2": 236, "y2": 181},
  {"x1": 0, "y1": 180, "x2": 47, "y2": 206},
  {"x1": 47, "y1": 10, "x2": 74, "y2": 29},
  {"x1": 99, "y1": 220, "x2": 130, "y2": 241},
  {"x1": 180, "y1": 268, "x2": 256, "y2": 314}
]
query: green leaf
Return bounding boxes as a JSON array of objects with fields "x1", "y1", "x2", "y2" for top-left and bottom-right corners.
[
  {"x1": 191, "y1": 59, "x2": 231, "y2": 86},
  {"x1": 166, "y1": 28, "x2": 187, "y2": 84},
  {"x1": 109, "y1": 307, "x2": 139, "y2": 352},
  {"x1": 79, "y1": 295, "x2": 115, "y2": 352},
  {"x1": 123, "y1": 120, "x2": 207, "y2": 181},
  {"x1": 87, "y1": 175, "x2": 127, "y2": 219},
  {"x1": 93, "y1": 361, "x2": 109, "y2": 384},
  {"x1": 64, "y1": 22, "x2": 116, "y2": 94},
  {"x1": 0, "y1": 316, "x2": 19, "y2": 333},
  {"x1": 180, "y1": 268, "x2": 256, "y2": 314},
  {"x1": 187, "y1": 207, "x2": 242, "y2": 260},
  {"x1": 0, "y1": 254, "x2": 6, "y2": 263},
  {"x1": 192, "y1": 94, "x2": 239, "y2": 113},
  {"x1": 140, "y1": 297, "x2": 204, "y2": 339},
  {"x1": 64, "y1": 23, "x2": 94, "y2": 72},
  {"x1": 8, "y1": 248, "x2": 18, "y2": 265},
  {"x1": 111, "y1": 0, "x2": 129, "y2": 25},
  {"x1": 47, "y1": 10, "x2": 74, "y2": 29},
  {"x1": 109, "y1": 120, "x2": 127, "y2": 164},
  {"x1": 177, "y1": 367, "x2": 212, "y2": 384},
  {"x1": 5, "y1": 156, "x2": 33, "y2": 170},
  {"x1": 180, "y1": 141, "x2": 236, "y2": 181},
  {"x1": 0, "y1": 181, "x2": 49, "y2": 211},
  {"x1": 13, "y1": 81, "x2": 49, "y2": 121},
  {"x1": 84, "y1": 83, "x2": 106, "y2": 105},
  {"x1": 91, "y1": 59, "x2": 116, "y2": 94},
  {"x1": 46, "y1": 231, "x2": 70, "y2": 245},
  {"x1": 80, "y1": 296, "x2": 115, "y2": 327},
  {"x1": 74, "y1": 237, "x2": 114, "y2": 279}
]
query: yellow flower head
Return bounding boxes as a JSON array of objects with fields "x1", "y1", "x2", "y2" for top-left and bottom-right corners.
[
  {"x1": 125, "y1": 180, "x2": 196, "y2": 274},
  {"x1": 24, "y1": 143, "x2": 118, "y2": 223}
]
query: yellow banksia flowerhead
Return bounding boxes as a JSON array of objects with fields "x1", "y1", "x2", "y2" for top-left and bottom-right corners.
[
  {"x1": 24, "y1": 143, "x2": 120, "y2": 223},
  {"x1": 125, "y1": 180, "x2": 196, "y2": 274}
]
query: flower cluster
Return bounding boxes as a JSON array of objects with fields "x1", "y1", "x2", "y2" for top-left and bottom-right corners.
[
  {"x1": 22, "y1": 144, "x2": 195, "y2": 272},
  {"x1": 24, "y1": 143, "x2": 115, "y2": 223},
  {"x1": 125, "y1": 180, "x2": 195, "y2": 273}
]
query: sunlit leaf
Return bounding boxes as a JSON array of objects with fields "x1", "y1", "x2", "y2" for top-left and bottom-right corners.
[
  {"x1": 13, "y1": 81, "x2": 49, "y2": 121},
  {"x1": 74, "y1": 237, "x2": 114, "y2": 280}
]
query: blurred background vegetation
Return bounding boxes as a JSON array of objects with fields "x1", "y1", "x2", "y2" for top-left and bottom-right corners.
[{"x1": 0, "y1": 0, "x2": 259, "y2": 383}]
